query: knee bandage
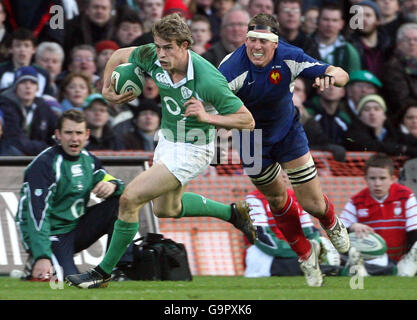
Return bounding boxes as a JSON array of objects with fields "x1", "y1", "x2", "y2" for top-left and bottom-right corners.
[
  {"x1": 285, "y1": 155, "x2": 317, "y2": 187},
  {"x1": 250, "y1": 162, "x2": 281, "y2": 186}
]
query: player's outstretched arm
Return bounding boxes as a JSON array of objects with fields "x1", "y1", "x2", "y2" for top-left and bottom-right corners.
[
  {"x1": 184, "y1": 98, "x2": 255, "y2": 130},
  {"x1": 102, "y1": 47, "x2": 138, "y2": 104},
  {"x1": 313, "y1": 66, "x2": 349, "y2": 91}
]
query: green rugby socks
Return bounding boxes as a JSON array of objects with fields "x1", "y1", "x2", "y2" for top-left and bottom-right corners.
[
  {"x1": 179, "y1": 192, "x2": 232, "y2": 221},
  {"x1": 98, "y1": 219, "x2": 139, "y2": 275}
]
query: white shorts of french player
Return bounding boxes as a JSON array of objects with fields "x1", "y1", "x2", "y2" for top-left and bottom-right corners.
[{"x1": 153, "y1": 133, "x2": 215, "y2": 186}]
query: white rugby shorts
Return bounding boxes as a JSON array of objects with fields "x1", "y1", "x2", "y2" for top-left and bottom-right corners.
[{"x1": 153, "y1": 132, "x2": 215, "y2": 185}]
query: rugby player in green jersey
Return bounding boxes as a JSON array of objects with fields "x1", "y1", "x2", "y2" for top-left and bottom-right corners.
[{"x1": 66, "y1": 13, "x2": 256, "y2": 288}]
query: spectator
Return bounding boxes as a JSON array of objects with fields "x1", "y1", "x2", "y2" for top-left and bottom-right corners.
[
  {"x1": 0, "y1": 28, "x2": 51, "y2": 96},
  {"x1": 114, "y1": 11, "x2": 143, "y2": 48},
  {"x1": 348, "y1": 1, "x2": 393, "y2": 78},
  {"x1": 313, "y1": 3, "x2": 362, "y2": 73},
  {"x1": 245, "y1": 188, "x2": 341, "y2": 278},
  {"x1": 35, "y1": 42, "x2": 65, "y2": 99},
  {"x1": 202, "y1": 7, "x2": 249, "y2": 67},
  {"x1": 95, "y1": 40, "x2": 120, "y2": 77},
  {"x1": 376, "y1": 0, "x2": 400, "y2": 26},
  {"x1": 67, "y1": 44, "x2": 99, "y2": 86},
  {"x1": 305, "y1": 84, "x2": 350, "y2": 145},
  {"x1": 128, "y1": 0, "x2": 164, "y2": 46},
  {"x1": 344, "y1": 69, "x2": 382, "y2": 119},
  {"x1": 190, "y1": 14, "x2": 212, "y2": 55},
  {"x1": 140, "y1": 0, "x2": 165, "y2": 32},
  {"x1": 0, "y1": 109, "x2": 23, "y2": 156},
  {"x1": 382, "y1": 23, "x2": 417, "y2": 117},
  {"x1": 64, "y1": 0, "x2": 116, "y2": 54},
  {"x1": 247, "y1": 0, "x2": 274, "y2": 17},
  {"x1": 396, "y1": 99, "x2": 417, "y2": 156},
  {"x1": 0, "y1": 66, "x2": 57, "y2": 155},
  {"x1": 213, "y1": 0, "x2": 235, "y2": 19},
  {"x1": 195, "y1": 0, "x2": 221, "y2": 44},
  {"x1": 293, "y1": 79, "x2": 347, "y2": 161},
  {"x1": 301, "y1": 6, "x2": 319, "y2": 36},
  {"x1": 276, "y1": 0, "x2": 320, "y2": 59},
  {"x1": 59, "y1": 72, "x2": 92, "y2": 112},
  {"x1": 340, "y1": 153, "x2": 417, "y2": 276},
  {"x1": 343, "y1": 93, "x2": 408, "y2": 157},
  {"x1": 0, "y1": 1, "x2": 11, "y2": 63},
  {"x1": 83, "y1": 93, "x2": 125, "y2": 151},
  {"x1": 122, "y1": 99, "x2": 161, "y2": 150},
  {"x1": 15, "y1": 109, "x2": 128, "y2": 280},
  {"x1": 376, "y1": 0, "x2": 404, "y2": 44}
]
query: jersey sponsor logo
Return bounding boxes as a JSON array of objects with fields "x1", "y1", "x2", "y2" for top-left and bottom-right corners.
[
  {"x1": 34, "y1": 189, "x2": 43, "y2": 197},
  {"x1": 358, "y1": 208, "x2": 369, "y2": 217},
  {"x1": 394, "y1": 201, "x2": 402, "y2": 216},
  {"x1": 71, "y1": 164, "x2": 83, "y2": 177},
  {"x1": 269, "y1": 70, "x2": 282, "y2": 85},
  {"x1": 181, "y1": 86, "x2": 193, "y2": 99},
  {"x1": 155, "y1": 72, "x2": 171, "y2": 86}
]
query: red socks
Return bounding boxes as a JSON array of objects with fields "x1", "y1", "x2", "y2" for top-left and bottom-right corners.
[
  {"x1": 318, "y1": 194, "x2": 336, "y2": 230},
  {"x1": 272, "y1": 191, "x2": 311, "y2": 261}
]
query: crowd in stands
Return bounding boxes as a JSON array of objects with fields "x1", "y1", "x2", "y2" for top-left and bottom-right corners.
[{"x1": 0, "y1": 0, "x2": 416, "y2": 161}]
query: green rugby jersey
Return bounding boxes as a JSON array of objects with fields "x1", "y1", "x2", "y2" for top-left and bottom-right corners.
[
  {"x1": 128, "y1": 44, "x2": 244, "y2": 144},
  {"x1": 15, "y1": 146, "x2": 125, "y2": 261}
]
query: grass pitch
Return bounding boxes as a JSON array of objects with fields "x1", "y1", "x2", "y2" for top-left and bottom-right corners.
[{"x1": 1, "y1": 275, "x2": 417, "y2": 300}]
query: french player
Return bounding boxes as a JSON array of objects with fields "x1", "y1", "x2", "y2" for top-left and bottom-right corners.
[{"x1": 218, "y1": 13, "x2": 350, "y2": 286}]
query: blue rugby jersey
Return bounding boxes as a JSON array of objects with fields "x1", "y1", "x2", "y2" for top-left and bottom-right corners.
[{"x1": 219, "y1": 40, "x2": 329, "y2": 144}]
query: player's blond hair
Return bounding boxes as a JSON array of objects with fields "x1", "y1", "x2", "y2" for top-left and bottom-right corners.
[{"x1": 152, "y1": 13, "x2": 194, "y2": 48}]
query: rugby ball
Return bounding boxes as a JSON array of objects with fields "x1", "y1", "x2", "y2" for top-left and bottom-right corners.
[
  {"x1": 349, "y1": 232, "x2": 387, "y2": 260},
  {"x1": 111, "y1": 63, "x2": 145, "y2": 96}
]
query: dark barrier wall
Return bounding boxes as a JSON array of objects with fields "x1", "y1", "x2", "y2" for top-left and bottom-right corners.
[{"x1": 0, "y1": 156, "x2": 155, "y2": 275}]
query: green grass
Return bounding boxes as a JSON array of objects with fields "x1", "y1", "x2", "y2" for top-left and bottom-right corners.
[{"x1": 1, "y1": 275, "x2": 417, "y2": 300}]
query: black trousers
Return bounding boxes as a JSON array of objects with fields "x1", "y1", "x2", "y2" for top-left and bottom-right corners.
[{"x1": 50, "y1": 197, "x2": 132, "y2": 277}]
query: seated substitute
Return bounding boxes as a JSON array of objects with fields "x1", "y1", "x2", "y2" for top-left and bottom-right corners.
[
  {"x1": 340, "y1": 153, "x2": 417, "y2": 277},
  {"x1": 15, "y1": 109, "x2": 127, "y2": 281}
]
